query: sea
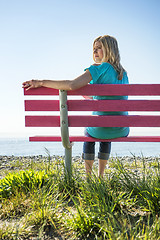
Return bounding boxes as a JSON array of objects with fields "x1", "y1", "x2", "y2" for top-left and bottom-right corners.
[{"x1": 0, "y1": 138, "x2": 160, "y2": 158}]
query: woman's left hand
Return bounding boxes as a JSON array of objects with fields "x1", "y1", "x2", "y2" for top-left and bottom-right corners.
[{"x1": 22, "y1": 80, "x2": 43, "y2": 90}]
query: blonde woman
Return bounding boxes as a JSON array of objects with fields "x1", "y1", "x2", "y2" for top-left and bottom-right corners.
[{"x1": 23, "y1": 35, "x2": 129, "y2": 177}]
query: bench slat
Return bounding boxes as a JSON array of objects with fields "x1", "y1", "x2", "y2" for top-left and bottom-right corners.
[
  {"x1": 68, "y1": 100, "x2": 160, "y2": 111},
  {"x1": 24, "y1": 88, "x2": 59, "y2": 96},
  {"x1": 24, "y1": 84, "x2": 160, "y2": 96},
  {"x1": 25, "y1": 115, "x2": 160, "y2": 127},
  {"x1": 25, "y1": 116, "x2": 60, "y2": 127},
  {"x1": 25, "y1": 99, "x2": 160, "y2": 111},
  {"x1": 25, "y1": 100, "x2": 60, "y2": 111},
  {"x1": 69, "y1": 115, "x2": 160, "y2": 127},
  {"x1": 29, "y1": 136, "x2": 160, "y2": 142}
]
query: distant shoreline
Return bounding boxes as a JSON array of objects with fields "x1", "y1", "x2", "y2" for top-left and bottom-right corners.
[{"x1": 0, "y1": 138, "x2": 160, "y2": 157}]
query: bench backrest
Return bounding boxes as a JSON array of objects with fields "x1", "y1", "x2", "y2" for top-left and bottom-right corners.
[
  {"x1": 24, "y1": 84, "x2": 160, "y2": 128},
  {"x1": 24, "y1": 84, "x2": 160, "y2": 175}
]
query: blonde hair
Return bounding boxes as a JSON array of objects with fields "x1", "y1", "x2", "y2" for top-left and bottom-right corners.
[{"x1": 93, "y1": 35, "x2": 125, "y2": 80}]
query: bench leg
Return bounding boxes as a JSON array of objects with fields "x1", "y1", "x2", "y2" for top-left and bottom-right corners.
[{"x1": 65, "y1": 147, "x2": 72, "y2": 177}]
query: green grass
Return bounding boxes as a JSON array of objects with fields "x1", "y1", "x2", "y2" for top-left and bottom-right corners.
[{"x1": 0, "y1": 155, "x2": 160, "y2": 239}]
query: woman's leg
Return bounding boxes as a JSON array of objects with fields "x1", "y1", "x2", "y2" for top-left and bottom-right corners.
[
  {"x1": 82, "y1": 142, "x2": 95, "y2": 176},
  {"x1": 84, "y1": 160, "x2": 94, "y2": 176},
  {"x1": 98, "y1": 142, "x2": 111, "y2": 177}
]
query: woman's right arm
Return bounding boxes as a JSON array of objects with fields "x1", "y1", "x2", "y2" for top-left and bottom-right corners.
[{"x1": 22, "y1": 70, "x2": 92, "y2": 91}]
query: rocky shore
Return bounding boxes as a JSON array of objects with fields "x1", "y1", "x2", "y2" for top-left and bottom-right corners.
[{"x1": 0, "y1": 154, "x2": 159, "y2": 174}]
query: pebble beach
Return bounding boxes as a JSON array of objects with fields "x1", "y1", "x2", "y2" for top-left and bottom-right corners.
[{"x1": 0, "y1": 155, "x2": 160, "y2": 179}]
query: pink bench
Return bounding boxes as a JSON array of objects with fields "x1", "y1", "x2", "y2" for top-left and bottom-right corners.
[{"x1": 24, "y1": 84, "x2": 160, "y2": 174}]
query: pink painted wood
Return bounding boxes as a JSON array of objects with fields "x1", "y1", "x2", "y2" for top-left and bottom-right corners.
[
  {"x1": 24, "y1": 84, "x2": 160, "y2": 142},
  {"x1": 25, "y1": 99, "x2": 160, "y2": 112},
  {"x1": 24, "y1": 87, "x2": 59, "y2": 95},
  {"x1": 68, "y1": 100, "x2": 160, "y2": 111},
  {"x1": 24, "y1": 84, "x2": 160, "y2": 96},
  {"x1": 25, "y1": 115, "x2": 160, "y2": 127},
  {"x1": 25, "y1": 116, "x2": 60, "y2": 127},
  {"x1": 25, "y1": 100, "x2": 60, "y2": 111},
  {"x1": 29, "y1": 136, "x2": 160, "y2": 142}
]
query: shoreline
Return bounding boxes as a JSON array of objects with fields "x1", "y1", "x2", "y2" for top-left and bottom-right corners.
[
  {"x1": 1, "y1": 138, "x2": 160, "y2": 158},
  {"x1": 1, "y1": 154, "x2": 159, "y2": 161},
  {"x1": 0, "y1": 154, "x2": 159, "y2": 170}
]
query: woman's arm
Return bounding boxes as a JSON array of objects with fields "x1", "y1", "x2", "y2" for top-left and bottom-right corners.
[{"x1": 22, "y1": 70, "x2": 92, "y2": 91}]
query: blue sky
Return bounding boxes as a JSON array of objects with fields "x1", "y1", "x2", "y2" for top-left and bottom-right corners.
[{"x1": 0, "y1": 0, "x2": 160, "y2": 137}]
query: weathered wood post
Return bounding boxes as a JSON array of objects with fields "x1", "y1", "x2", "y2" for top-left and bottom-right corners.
[{"x1": 59, "y1": 90, "x2": 72, "y2": 177}]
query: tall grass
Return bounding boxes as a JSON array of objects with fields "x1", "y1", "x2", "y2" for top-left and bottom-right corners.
[{"x1": 0, "y1": 155, "x2": 160, "y2": 239}]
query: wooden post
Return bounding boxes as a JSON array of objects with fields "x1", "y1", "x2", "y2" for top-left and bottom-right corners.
[{"x1": 59, "y1": 90, "x2": 72, "y2": 177}]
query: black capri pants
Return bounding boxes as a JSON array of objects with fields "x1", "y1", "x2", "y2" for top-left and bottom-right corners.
[{"x1": 82, "y1": 141, "x2": 111, "y2": 160}]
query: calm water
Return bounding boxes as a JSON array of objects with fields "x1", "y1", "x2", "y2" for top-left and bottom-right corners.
[{"x1": 0, "y1": 138, "x2": 160, "y2": 157}]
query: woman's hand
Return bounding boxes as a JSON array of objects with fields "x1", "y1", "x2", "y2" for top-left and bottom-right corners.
[{"x1": 22, "y1": 80, "x2": 43, "y2": 90}]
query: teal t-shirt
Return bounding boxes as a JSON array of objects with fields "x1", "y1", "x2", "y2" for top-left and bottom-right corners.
[{"x1": 85, "y1": 62, "x2": 130, "y2": 139}]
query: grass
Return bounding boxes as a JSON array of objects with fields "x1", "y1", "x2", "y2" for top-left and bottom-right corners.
[{"x1": 0, "y1": 154, "x2": 160, "y2": 239}]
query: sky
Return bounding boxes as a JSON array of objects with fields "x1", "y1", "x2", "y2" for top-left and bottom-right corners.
[{"x1": 0, "y1": 0, "x2": 160, "y2": 138}]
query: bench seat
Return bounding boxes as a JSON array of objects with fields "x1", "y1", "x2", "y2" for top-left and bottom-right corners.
[{"x1": 29, "y1": 136, "x2": 160, "y2": 142}]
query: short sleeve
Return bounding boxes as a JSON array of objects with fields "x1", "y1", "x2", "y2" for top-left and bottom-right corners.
[
  {"x1": 84, "y1": 65, "x2": 102, "y2": 84},
  {"x1": 84, "y1": 63, "x2": 110, "y2": 84}
]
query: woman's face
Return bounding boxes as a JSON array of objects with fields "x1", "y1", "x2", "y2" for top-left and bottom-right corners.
[{"x1": 93, "y1": 41, "x2": 103, "y2": 63}]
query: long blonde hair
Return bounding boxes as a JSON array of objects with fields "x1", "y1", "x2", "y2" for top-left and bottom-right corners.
[{"x1": 93, "y1": 35, "x2": 125, "y2": 80}]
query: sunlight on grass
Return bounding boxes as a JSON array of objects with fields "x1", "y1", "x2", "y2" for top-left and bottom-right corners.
[{"x1": 0, "y1": 154, "x2": 160, "y2": 239}]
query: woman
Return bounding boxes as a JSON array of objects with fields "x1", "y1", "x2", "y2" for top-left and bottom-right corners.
[{"x1": 23, "y1": 35, "x2": 129, "y2": 177}]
